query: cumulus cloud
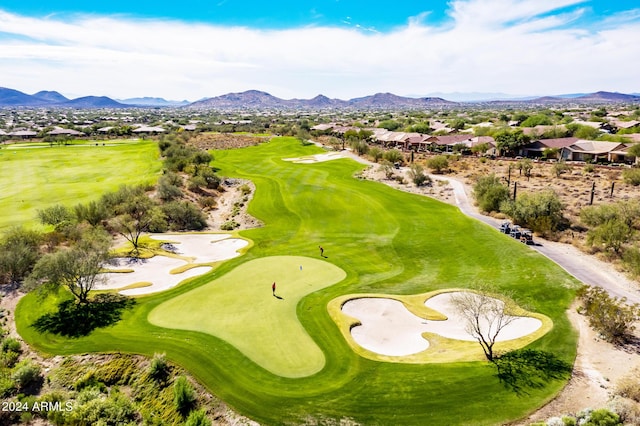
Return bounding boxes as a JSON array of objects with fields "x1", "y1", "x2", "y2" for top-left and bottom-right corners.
[{"x1": 0, "y1": 0, "x2": 638, "y2": 100}]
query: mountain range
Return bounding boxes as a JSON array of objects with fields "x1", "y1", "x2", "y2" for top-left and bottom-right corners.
[{"x1": 1, "y1": 87, "x2": 639, "y2": 109}]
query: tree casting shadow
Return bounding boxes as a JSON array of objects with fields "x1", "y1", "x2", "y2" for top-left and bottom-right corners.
[
  {"x1": 32, "y1": 293, "x2": 135, "y2": 337},
  {"x1": 493, "y1": 349, "x2": 573, "y2": 395}
]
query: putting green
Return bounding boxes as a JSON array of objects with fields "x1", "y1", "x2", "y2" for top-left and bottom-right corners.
[{"x1": 148, "y1": 255, "x2": 346, "y2": 377}]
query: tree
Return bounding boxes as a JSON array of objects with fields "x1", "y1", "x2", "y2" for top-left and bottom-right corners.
[
  {"x1": 577, "y1": 285, "x2": 640, "y2": 344},
  {"x1": 500, "y1": 190, "x2": 566, "y2": 235},
  {"x1": 37, "y1": 204, "x2": 74, "y2": 230},
  {"x1": 450, "y1": 288, "x2": 519, "y2": 362},
  {"x1": 0, "y1": 227, "x2": 42, "y2": 285},
  {"x1": 581, "y1": 200, "x2": 640, "y2": 254},
  {"x1": 494, "y1": 130, "x2": 530, "y2": 157},
  {"x1": 471, "y1": 143, "x2": 489, "y2": 156},
  {"x1": 110, "y1": 196, "x2": 166, "y2": 254},
  {"x1": 626, "y1": 143, "x2": 640, "y2": 159},
  {"x1": 27, "y1": 229, "x2": 110, "y2": 304},
  {"x1": 407, "y1": 164, "x2": 430, "y2": 187},
  {"x1": 473, "y1": 175, "x2": 510, "y2": 213},
  {"x1": 426, "y1": 155, "x2": 449, "y2": 174}
]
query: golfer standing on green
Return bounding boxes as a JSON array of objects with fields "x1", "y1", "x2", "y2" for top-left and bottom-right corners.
[{"x1": 272, "y1": 282, "x2": 276, "y2": 296}]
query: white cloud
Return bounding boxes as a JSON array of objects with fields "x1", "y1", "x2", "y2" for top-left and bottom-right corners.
[{"x1": 0, "y1": 0, "x2": 638, "y2": 100}]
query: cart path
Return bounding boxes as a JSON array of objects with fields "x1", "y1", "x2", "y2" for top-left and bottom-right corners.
[{"x1": 438, "y1": 175, "x2": 640, "y2": 304}]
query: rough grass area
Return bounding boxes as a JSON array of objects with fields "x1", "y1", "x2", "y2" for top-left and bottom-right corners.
[
  {"x1": 0, "y1": 140, "x2": 161, "y2": 230},
  {"x1": 17, "y1": 137, "x2": 580, "y2": 426}
]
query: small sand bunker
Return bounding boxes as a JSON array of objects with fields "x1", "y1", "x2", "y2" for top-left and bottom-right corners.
[
  {"x1": 342, "y1": 292, "x2": 542, "y2": 357},
  {"x1": 97, "y1": 233, "x2": 248, "y2": 296},
  {"x1": 283, "y1": 152, "x2": 346, "y2": 164}
]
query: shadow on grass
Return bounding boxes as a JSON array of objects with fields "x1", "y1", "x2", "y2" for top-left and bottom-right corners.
[
  {"x1": 32, "y1": 293, "x2": 135, "y2": 338},
  {"x1": 493, "y1": 349, "x2": 573, "y2": 395}
]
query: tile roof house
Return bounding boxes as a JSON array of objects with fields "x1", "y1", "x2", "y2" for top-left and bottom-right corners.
[
  {"x1": 519, "y1": 137, "x2": 578, "y2": 158},
  {"x1": 560, "y1": 140, "x2": 629, "y2": 163}
]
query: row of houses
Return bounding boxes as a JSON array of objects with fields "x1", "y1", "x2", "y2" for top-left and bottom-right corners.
[{"x1": 312, "y1": 123, "x2": 637, "y2": 163}]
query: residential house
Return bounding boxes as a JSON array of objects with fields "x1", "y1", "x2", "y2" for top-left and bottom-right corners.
[
  {"x1": 518, "y1": 137, "x2": 578, "y2": 158},
  {"x1": 559, "y1": 140, "x2": 629, "y2": 163}
]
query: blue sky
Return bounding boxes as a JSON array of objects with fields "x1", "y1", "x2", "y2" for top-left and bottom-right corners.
[{"x1": 1, "y1": 0, "x2": 639, "y2": 100}]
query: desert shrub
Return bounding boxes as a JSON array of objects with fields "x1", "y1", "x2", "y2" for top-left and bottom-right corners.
[
  {"x1": 622, "y1": 247, "x2": 640, "y2": 278},
  {"x1": 37, "y1": 204, "x2": 74, "y2": 229},
  {"x1": 379, "y1": 160, "x2": 395, "y2": 179},
  {"x1": 198, "y1": 196, "x2": 217, "y2": 209},
  {"x1": 187, "y1": 175, "x2": 208, "y2": 193},
  {"x1": 1, "y1": 337, "x2": 22, "y2": 354},
  {"x1": 583, "y1": 164, "x2": 596, "y2": 174},
  {"x1": 501, "y1": 190, "x2": 566, "y2": 235},
  {"x1": 407, "y1": 164, "x2": 430, "y2": 187},
  {"x1": 94, "y1": 356, "x2": 139, "y2": 386},
  {"x1": 158, "y1": 180, "x2": 183, "y2": 201},
  {"x1": 551, "y1": 161, "x2": 571, "y2": 178},
  {"x1": 220, "y1": 220, "x2": 239, "y2": 231},
  {"x1": 11, "y1": 360, "x2": 41, "y2": 390},
  {"x1": 194, "y1": 165, "x2": 221, "y2": 189},
  {"x1": 67, "y1": 389, "x2": 138, "y2": 425},
  {"x1": 161, "y1": 202, "x2": 208, "y2": 231},
  {"x1": 426, "y1": 155, "x2": 449, "y2": 173},
  {"x1": 148, "y1": 353, "x2": 170, "y2": 383},
  {"x1": 607, "y1": 396, "x2": 640, "y2": 426},
  {"x1": 473, "y1": 174, "x2": 510, "y2": 213},
  {"x1": 0, "y1": 376, "x2": 16, "y2": 397},
  {"x1": 577, "y1": 285, "x2": 640, "y2": 343},
  {"x1": 615, "y1": 367, "x2": 640, "y2": 402},
  {"x1": 583, "y1": 408, "x2": 621, "y2": 425},
  {"x1": 368, "y1": 147, "x2": 383, "y2": 163},
  {"x1": 350, "y1": 140, "x2": 369, "y2": 156},
  {"x1": 74, "y1": 200, "x2": 109, "y2": 226},
  {"x1": 239, "y1": 184, "x2": 251, "y2": 195},
  {"x1": 383, "y1": 149, "x2": 403, "y2": 164},
  {"x1": 622, "y1": 168, "x2": 640, "y2": 186},
  {"x1": 173, "y1": 376, "x2": 196, "y2": 416},
  {"x1": 185, "y1": 409, "x2": 212, "y2": 426}
]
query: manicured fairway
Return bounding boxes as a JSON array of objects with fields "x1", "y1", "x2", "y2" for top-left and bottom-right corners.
[
  {"x1": 0, "y1": 140, "x2": 161, "y2": 230},
  {"x1": 149, "y1": 256, "x2": 346, "y2": 377},
  {"x1": 16, "y1": 137, "x2": 580, "y2": 425}
]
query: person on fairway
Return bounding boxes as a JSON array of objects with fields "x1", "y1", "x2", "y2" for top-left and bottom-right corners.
[
  {"x1": 319, "y1": 245, "x2": 324, "y2": 256},
  {"x1": 272, "y1": 281, "x2": 276, "y2": 296}
]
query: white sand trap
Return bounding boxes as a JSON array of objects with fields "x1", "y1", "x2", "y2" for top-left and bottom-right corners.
[
  {"x1": 283, "y1": 152, "x2": 346, "y2": 164},
  {"x1": 149, "y1": 234, "x2": 248, "y2": 263},
  {"x1": 96, "y1": 233, "x2": 248, "y2": 295},
  {"x1": 342, "y1": 292, "x2": 542, "y2": 357}
]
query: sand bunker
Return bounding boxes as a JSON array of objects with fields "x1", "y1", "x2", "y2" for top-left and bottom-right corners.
[
  {"x1": 283, "y1": 152, "x2": 347, "y2": 163},
  {"x1": 97, "y1": 233, "x2": 248, "y2": 296},
  {"x1": 342, "y1": 292, "x2": 542, "y2": 357}
]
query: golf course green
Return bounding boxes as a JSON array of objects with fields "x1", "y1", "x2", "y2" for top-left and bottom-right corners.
[
  {"x1": 149, "y1": 256, "x2": 346, "y2": 377},
  {"x1": 16, "y1": 136, "x2": 580, "y2": 425},
  {"x1": 0, "y1": 140, "x2": 161, "y2": 230}
]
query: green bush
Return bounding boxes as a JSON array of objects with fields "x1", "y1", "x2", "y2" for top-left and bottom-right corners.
[
  {"x1": 11, "y1": 360, "x2": 41, "y2": 390},
  {"x1": 584, "y1": 408, "x2": 621, "y2": 425},
  {"x1": 220, "y1": 220, "x2": 239, "y2": 231},
  {"x1": 383, "y1": 149, "x2": 403, "y2": 164},
  {"x1": 623, "y1": 247, "x2": 640, "y2": 278},
  {"x1": 408, "y1": 164, "x2": 430, "y2": 187},
  {"x1": 173, "y1": 376, "x2": 196, "y2": 416},
  {"x1": 473, "y1": 174, "x2": 510, "y2": 213},
  {"x1": 623, "y1": 168, "x2": 640, "y2": 186},
  {"x1": 426, "y1": 155, "x2": 449, "y2": 174},
  {"x1": 148, "y1": 353, "x2": 169, "y2": 383},
  {"x1": 577, "y1": 285, "x2": 640, "y2": 343},
  {"x1": 1, "y1": 337, "x2": 22, "y2": 354},
  {"x1": 500, "y1": 190, "x2": 566, "y2": 235},
  {"x1": 161, "y1": 202, "x2": 208, "y2": 231},
  {"x1": 185, "y1": 409, "x2": 212, "y2": 426}
]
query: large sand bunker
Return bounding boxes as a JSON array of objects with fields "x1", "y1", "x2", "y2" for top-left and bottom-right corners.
[
  {"x1": 283, "y1": 152, "x2": 347, "y2": 163},
  {"x1": 342, "y1": 292, "x2": 542, "y2": 357},
  {"x1": 97, "y1": 233, "x2": 248, "y2": 296}
]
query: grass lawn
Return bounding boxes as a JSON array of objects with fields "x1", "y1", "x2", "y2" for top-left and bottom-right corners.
[
  {"x1": 149, "y1": 256, "x2": 346, "y2": 378},
  {"x1": 0, "y1": 140, "x2": 161, "y2": 230},
  {"x1": 16, "y1": 137, "x2": 580, "y2": 425}
]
